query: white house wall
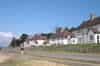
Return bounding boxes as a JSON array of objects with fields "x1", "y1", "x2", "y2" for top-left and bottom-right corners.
[
  {"x1": 49, "y1": 39, "x2": 57, "y2": 45},
  {"x1": 87, "y1": 30, "x2": 95, "y2": 43},
  {"x1": 74, "y1": 32, "x2": 83, "y2": 44},
  {"x1": 94, "y1": 34, "x2": 100, "y2": 43},
  {"x1": 29, "y1": 40, "x2": 37, "y2": 46},
  {"x1": 24, "y1": 42, "x2": 31, "y2": 48},
  {"x1": 49, "y1": 38, "x2": 69, "y2": 45},
  {"x1": 70, "y1": 38, "x2": 78, "y2": 44},
  {"x1": 24, "y1": 40, "x2": 47, "y2": 47},
  {"x1": 63, "y1": 39, "x2": 68, "y2": 45},
  {"x1": 36, "y1": 40, "x2": 45, "y2": 46}
]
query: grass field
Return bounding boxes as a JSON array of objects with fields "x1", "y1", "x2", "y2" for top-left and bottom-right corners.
[
  {"x1": 0, "y1": 46, "x2": 100, "y2": 66},
  {"x1": 32, "y1": 44, "x2": 100, "y2": 53},
  {"x1": 1, "y1": 59, "x2": 68, "y2": 66}
]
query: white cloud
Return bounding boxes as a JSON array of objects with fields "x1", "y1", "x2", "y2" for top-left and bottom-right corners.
[
  {"x1": 0, "y1": 32, "x2": 17, "y2": 47},
  {"x1": 0, "y1": 32, "x2": 16, "y2": 38}
]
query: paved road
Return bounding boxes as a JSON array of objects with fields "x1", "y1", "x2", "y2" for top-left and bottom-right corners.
[{"x1": 1, "y1": 48, "x2": 100, "y2": 66}]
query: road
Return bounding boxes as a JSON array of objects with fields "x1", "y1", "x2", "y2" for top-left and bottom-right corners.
[{"x1": 0, "y1": 48, "x2": 100, "y2": 66}]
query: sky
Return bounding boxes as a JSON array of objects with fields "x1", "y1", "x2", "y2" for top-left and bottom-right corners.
[
  {"x1": 0, "y1": 32, "x2": 15, "y2": 47},
  {"x1": 0, "y1": 0, "x2": 100, "y2": 36}
]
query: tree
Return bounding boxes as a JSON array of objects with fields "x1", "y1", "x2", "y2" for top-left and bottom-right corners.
[
  {"x1": 47, "y1": 33, "x2": 55, "y2": 39},
  {"x1": 9, "y1": 38, "x2": 22, "y2": 47},
  {"x1": 69, "y1": 27, "x2": 77, "y2": 32},
  {"x1": 9, "y1": 33, "x2": 28, "y2": 48},
  {"x1": 65, "y1": 27, "x2": 69, "y2": 31},
  {"x1": 20, "y1": 33, "x2": 29, "y2": 43},
  {"x1": 56, "y1": 27, "x2": 63, "y2": 33},
  {"x1": 41, "y1": 33, "x2": 48, "y2": 36},
  {"x1": 15, "y1": 39, "x2": 22, "y2": 47},
  {"x1": 9, "y1": 37, "x2": 16, "y2": 47}
]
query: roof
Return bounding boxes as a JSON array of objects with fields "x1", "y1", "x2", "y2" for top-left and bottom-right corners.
[
  {"x1": 32, "y1": 34, "x2": 47, "y2": 40},
  {"x1": 90, "y1": 28, "x2": 100, "y2": 34},
  {"x1": 63, "y1": 31, "x2": 73, "y2": 37},
  {"x1": 79, "y1": 16, "x2": 100, "y2": 29},
  {"x1": 56, "y1": 30, "x2": 74, "y2": 38}
]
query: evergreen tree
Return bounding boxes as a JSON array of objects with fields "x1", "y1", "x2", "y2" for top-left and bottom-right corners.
[
  {"x1": 9, "y1": 37, "x2": 16, "y2": 47},
  {"x1": 20, "y1": 33, "x2": 29, "y2": 43}
]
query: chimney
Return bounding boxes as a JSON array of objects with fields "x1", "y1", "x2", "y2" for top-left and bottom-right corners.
[{"x1": 89, "y1": 13, "x2": 96, "y2": 20}]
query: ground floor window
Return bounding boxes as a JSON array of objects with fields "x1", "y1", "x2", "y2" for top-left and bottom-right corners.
[
  {"x1": 90, "y1": 35, "x2": 94, "y2": 40},
  {"x1": 97, "y1": 35, "x2": 99, "y2": 39},
  {"x1": 97, "y1": 35, "x2": 100, "y2": 44}
]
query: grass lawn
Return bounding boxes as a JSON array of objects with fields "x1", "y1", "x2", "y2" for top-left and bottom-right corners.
[
  {"x1": 1, "y1": 59, "x2": 68, "y2": 66},
  {"x1": 31, "y1": 44, "x2": 100, "y2": 53}
]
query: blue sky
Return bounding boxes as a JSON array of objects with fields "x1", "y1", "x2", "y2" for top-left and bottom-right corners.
[{"x1": 0, "y1": 0, "x2": 100, "y2": 35}]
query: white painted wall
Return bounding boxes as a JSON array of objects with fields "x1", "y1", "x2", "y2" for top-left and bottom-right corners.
[
  {"x1": 70, "y1": 38, "x2": 78, "y2": 44},
  {"x1": 24, "y1": 42, "x2": 30, "y2": 48},
  {"x1": 24, "y1": 40, "x2": 46, "y2": 47},
  {"x1": 49, "y1": 39, "x2": 68, "y2": 45},
  {"x1": 62, "y1": 39, "x2": 68, "y2": 45},
  {"x1": 87, "y1": 30, "x2": 95, "y2": 43},
  {"x1": 58, "y1": 39, "x2": 63, "y2": 44},
  {"x1": 49, "y1": 38, "x2": 78, "y2": 45},
  {"x1": 49, "y1": 39, "x2": 57, "y2": 45},
  {"x1": 29, "y1": 40, "x2": 37, "y2": 46},
  {"x1": 35, "y1": 40, "x2": 45, "y2": 46},
  {"x1": 94, "y1": 34, "x2": 100, "y2": 43}
]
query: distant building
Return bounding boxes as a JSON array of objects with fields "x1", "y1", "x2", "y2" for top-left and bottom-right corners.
[
  {"x1": 24, "y1": 13, "x2": 100, "y2": 47},
  {"x1": 74, "y1": 13, "x2": 100, "y2": 44}
]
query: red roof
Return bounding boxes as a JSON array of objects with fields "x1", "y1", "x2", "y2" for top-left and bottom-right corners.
[
  {"x1": 32, "y1": 34, "x2": 47, "y2": 40},
  {"x1": 90, "y1": 28, "x2": 100, "y2": 34},
  {"x1": 79, "y1": 17, "x2": 100, "y2": 29},
  {"x1": 56, "y1": 30, "x2": 73, "y2": 38}
]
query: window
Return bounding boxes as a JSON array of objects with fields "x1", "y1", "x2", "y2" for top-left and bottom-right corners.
[
  {"x1": 97, "y1": 35, "x2": 100, "y2": 44},
  {"x1": 90, "y1": 35, "x2": 94, "y2": 40},
  {"x1": 97, "y1": 35, "x2": 99, "y2": 39},
  {"x1": 73, "y1": 40, "x2": 75, "y2": 43},
  {"x1": 65, "y1": 35, "x2": 67, "y2": 38}
]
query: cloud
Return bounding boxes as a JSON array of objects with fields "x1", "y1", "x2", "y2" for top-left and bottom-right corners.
[
  {"x1": 0, "y1": 32, "x2": 15, "y2": 37},
  {"x1": 0, "y1": 32, "x2": 16, "y2": 47}
]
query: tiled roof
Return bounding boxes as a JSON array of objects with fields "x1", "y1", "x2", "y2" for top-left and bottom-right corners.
[
  {"x1": 63, "y1": 31, "x2": 73, "y2": 37},
  {"x1": 32, "y1": 34, "x2": 47, "y2": 40},
  {"x1": 79, "y1": 16, "x2": 100, "y2": 29},
  {"x1": 56, "y1": 30, "x2": 73, "y2": 38},
  {"x1": 90, "y1": 28, "x2": 100, "y2": 34}
]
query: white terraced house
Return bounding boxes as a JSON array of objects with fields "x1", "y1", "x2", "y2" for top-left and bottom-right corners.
[
  {"x1": 24, "y1": 14, "x2": 100, "y2": 47},
  {"x1": 73, "y1": 14, "x2": 100, "y2": 44}
]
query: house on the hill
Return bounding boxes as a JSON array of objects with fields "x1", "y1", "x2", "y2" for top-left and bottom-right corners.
[
  {"x1": 48, "y1": 27, "x2": 78, "y2": 45},
  {"x1": 24, "y1": 34, "x2": 48, "y2": 47},
  {"x1": 74, "y1": 14, "x2": 100, "y2": 44}
]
